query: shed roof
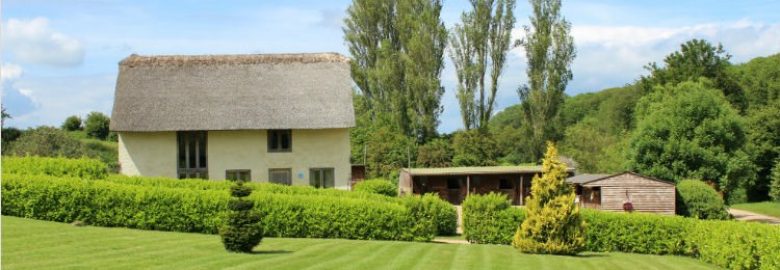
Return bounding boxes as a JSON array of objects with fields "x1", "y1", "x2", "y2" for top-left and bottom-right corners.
[
  {"x1": 110, "y1": 53, "x2": 355, "y2": 132},
  {"x1": 567, "y1": 172, "x2": 674, "y2": 186},
  {"x1": 402, "y1": 166, "x2": 574, "y2": 176}
]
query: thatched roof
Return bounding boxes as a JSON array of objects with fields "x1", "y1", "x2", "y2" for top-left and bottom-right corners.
[{"x1": 110, "y1": 53, "x2": 355, "y2": 132}]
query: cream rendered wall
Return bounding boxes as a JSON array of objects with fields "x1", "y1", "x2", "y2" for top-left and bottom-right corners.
[
  {"x1": 207, "y1": 129, "x2": 352, "y2": 189},
  {"x1": 117, "y1": 132, "x2": 177, "y2": 178}
]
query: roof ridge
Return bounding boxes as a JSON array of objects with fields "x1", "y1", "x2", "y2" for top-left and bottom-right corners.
[{"x1": 119, "y1": 52, "x2": 350, "y2": 67}]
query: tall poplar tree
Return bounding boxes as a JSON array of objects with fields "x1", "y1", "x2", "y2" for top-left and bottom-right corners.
[
  {"x1": 344, "y1": 0, "x2": 447, "y2": 142},
  {"x1": 449, "y1": 0, "x2": 516, "y2": 130},
  {"x1": 517, "y1": 0, "x2": 575, "y2": 159}
]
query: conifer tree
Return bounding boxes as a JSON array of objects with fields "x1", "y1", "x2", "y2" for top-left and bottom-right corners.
[
  {"x1": 220, "y1": 180, "x2": 263, "y2": 253},
  {"x1": 512, "y1": 142, "x2": 584, "y2": 255}
]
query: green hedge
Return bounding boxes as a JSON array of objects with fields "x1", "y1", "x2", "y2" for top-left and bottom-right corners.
[
  {"x1": 582, "y1": 210, "x2": 693, "y2": 255},
  {"x1": 2, "y1": 156, "x2": 107, "y2": 179},
  {"x1": 354, "y1": 179, "x2": 398, "y2": 197},
  {"x1": 687, "y1": 220, "x2": 780, "y2": 270},
  {"x1": 1, "y1": 173, "x2": 435, "y2": 241},
  {"x1": 462, "y1": 193, "x2": 524, "y2": 244},
  {"x1": 402, "y1": 193, "x2": 458, "y2": 236},
  {"x1": 676, "y1": 180, "x2": 730, "y2": 220}
]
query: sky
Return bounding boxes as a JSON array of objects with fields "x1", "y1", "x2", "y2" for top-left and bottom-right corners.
[{"x1": 2, "y1": 0, "x2": 779, "y2": 133}]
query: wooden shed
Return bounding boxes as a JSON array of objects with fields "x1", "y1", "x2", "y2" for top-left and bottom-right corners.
[{"x1": 567, "y1": 172, "x2": 675, "y2": 215}]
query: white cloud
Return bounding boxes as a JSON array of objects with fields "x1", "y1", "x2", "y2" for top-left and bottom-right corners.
[
  {"x1": 1, "y1": 63, "x2": 24, "y2": 82},
  {"x1": 2, "y1": 17, "x2": 85, "y2": 67}
]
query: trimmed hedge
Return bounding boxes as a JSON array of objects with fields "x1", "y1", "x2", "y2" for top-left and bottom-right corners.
[
  {"x1": 1, "y1": 173, "x2": 435, "y2": 241},
  {"x1": 353, "y1": 179, "x2": 398, "y2": 197},
  {"x1": 461, "y1": 195, "x2": 780, "y2": 269},
  {"x1": 462, "y1": 193, "x2": 524, "y2": 244},
  {"x1": 402, "y1": 193, "x2": 458, "y2": 236},
  {"x1": 3, "y1": 156, "x2": 107, "y2": 179},
  {"x1": 676, "y1": 179, "x2": 730, "y2": 220}
]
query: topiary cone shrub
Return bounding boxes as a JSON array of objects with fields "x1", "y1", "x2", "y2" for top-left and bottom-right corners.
[
  {"x1": 220, "y1": 180, "x2": 263, "y2": 253},
  {"x1": 512, "y1": 142, "x2": 585, "y2": 255}
]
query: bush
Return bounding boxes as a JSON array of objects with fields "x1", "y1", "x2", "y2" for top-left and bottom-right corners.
[
  {"x1": 62, "y1": 115, "x2": 83, "y2": 131},
  {"x1": 402, "y1": 193, "x2": 458, "y2": 236},
  {"x1": 687, "y1": 220, "x2": 780, "y2": 270},
  {"x1": 4, "y1": 126, "x2": 83, "y2": 158},
  {"x1": 771, "y1": 160, "x2": 780, "y2": 202},
  {"x1": 1, "y1": 173, "x2": 437, "y2": 242},
  {"x1": 1, "y1": 127, "x2": 22, "y2": 145},
  {"x1": 354, "y1": 179, "x2": 397, "y2": 197},
  {"x1": 582, "y1": 210, "x2": 693, "y2": 255},
  {"x1": 462, "y1": 193, "x2": 524, "y2": 244},
  {"x1": 220, "y1": 181, "x2": 263, "y2": 252},
  {"x1": 84, "y1": 112, "x2": 110, "y2": 140},
  {"x1": 2, "y1": 156, "x2": 108, "y2": 179},
  {"x1": 676, "y1": 180, "x2": 730, "y2": 220}
]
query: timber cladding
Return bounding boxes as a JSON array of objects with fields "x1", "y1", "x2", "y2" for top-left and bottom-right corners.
[{"x1": 579, "y1": 172, "x2": 676, "y2": 215}]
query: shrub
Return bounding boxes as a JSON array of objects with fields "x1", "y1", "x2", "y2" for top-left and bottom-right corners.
[
  {"x1": 771, "y1": 160, "x2": 780, "y2": 202},
  {"x1": 687, "y1": 220, "x2": 780, "y2": 270},
  {"x1": 2, "y1": 156, "x2": 108, "y2": 179},
  {"x1": 402, "y1": 193, "x2": 457, "y2": 236},
  {"x1": 354, "y1": 179, "x2": 397, "y2": 197},
  {"x1": 4, "y1": 126, "x2": 83, "y2": 158},
  {"x1": 1, "y1": 173, "x2": 436, "y2": 241},
  {"x1": 513, "y1": 143, "x2": 585, "y2": 255},
  {"x1": 84, "y1": 112, "x2": 110, "y2": 140},
  {"x1": 462, "y1": 193, "x2": 524, "y2": 244},
  {"x1": 581, "y1": 210, "x2": 693, "y2": 255},
  {"x1": 676, "y1": 180, "x2": 730, "y2": 220},
  {"x1": 62, "y1": 115, "x2": 83, "y2": 131},
  {"x1": 220, "y1": 181, "x2": 263, "y2": 252},
  {"x1": 1, "y1": 127, "x2": 22, "y2": 145}
]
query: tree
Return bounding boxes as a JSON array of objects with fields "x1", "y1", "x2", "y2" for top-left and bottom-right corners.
[
  {"x1": 451, "y1": 129, "x2": 499, "y2": 167},
  {"x1": 220, "y1": 180, "x2": 263, "y2": 252},
  {"x1": 344, "y1": 0, "x2": 447, "y2": 142},
  {"x1": 517, "y1": 0, "x2": 576, "y2": 160},
  {"x1": 84, "y1": 112, "x2": 110, "y2": 140},
  {"x1": 512, "y1": 142, "x2": 584, "y2": 255},
  {"x1": 416, "y1": 138, "x2": 454, "y2": 168},
  {"x1": 730, "y1": 53, "x2": 780, "y2": 108},
  {"x1": 62, "y1": 115, "x2": 83, "y2": 131},
  {"x1": 1, "y1": 106, "x2": 11, "y2": 127},
  {"x1": 448, "y1": 0, "x2": 515, "y2": 130},
  {"x1": 744, "y1": 101, "x2": 780, "y2": 200},
  {"x1": 628, "y1": 81, "x2": 755, "y2": 200},
  {"x1": 771, "y1": 160, "x2": 780, "y2": 202},
  {"x1": 4, "y1": 126, "x2": 83, "y2": 158},
  {"x1": 641, "y1": 39, "x2": 746, "y2": 112}
]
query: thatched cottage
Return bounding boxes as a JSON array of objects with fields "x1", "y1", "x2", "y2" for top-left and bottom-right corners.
[{"x1": 110, "y1": 53, "x2": 354, "y2": 189}]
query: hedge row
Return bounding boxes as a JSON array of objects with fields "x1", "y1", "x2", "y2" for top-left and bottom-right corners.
[
  {"x1": 1, "y1": 173, "x2": 435, "y2": 241},
  {"x1": 462, "y1": 193, "x2": 780, "y2": 270},
  {"x1": 3, "y1": 156, "x2": 107, "y2": 179}
]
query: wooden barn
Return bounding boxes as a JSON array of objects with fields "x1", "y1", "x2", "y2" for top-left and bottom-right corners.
[{"x1": 567, "y1": 172, "x2": 675, "y2": 215}]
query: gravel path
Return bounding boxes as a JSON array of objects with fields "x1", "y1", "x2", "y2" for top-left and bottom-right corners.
[{"x1": 728, "y1": 208, "x2": 780, "y2": 225}]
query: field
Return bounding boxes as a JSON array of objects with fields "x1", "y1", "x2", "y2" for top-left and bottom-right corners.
[
  {"x1": 730, "y1": 201, "x2": 780, "y2": 218},
  {"x1": 1, "y1": 216, "x2": 716, "y2": 270}
]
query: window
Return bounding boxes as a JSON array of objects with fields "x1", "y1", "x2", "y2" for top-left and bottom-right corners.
[
  {"x1": 269, "y1": 168, "x2": 292, "y2": 185},
  {"x1": 268, "y1": 130, "x2": 292, "y2": 152},
  {"x1": 310, "y1": 168, "x2": 334, "y2": 188},
  {"x1": 226, "y1": 170, "x2": 251, "y2": 182},
  {"x1": 499, "y1": 179, "x2": 512, "y2": 189},
  {"x1": 447, "y1": 178, "x2": 460, "y2": 189},
  {"x1": 177, "y1": 131, "x2": 208, "y2": 179}
]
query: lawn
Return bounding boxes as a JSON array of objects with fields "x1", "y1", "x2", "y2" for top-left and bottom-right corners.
[
  {"x1": 1, "y1": 216, "x2": 716, "y2": 270},
  {"x1": 731, "y1": 201, "x2": 780, "y2": 218}
]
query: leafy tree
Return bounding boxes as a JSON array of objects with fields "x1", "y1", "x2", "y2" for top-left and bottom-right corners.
[
  {"x1": 744, "y1": 101, "x2": 780, "y2": 200},
  {"x1": 84, "y1": 112, "x2": 110, "y2": 140},
  {"x1": 1, "y1": 127, "x2": 22, "y2": 146},
  {"x1": 641, "y1": 39, "x2": 746, "y2": 112},
  {"x1": 451, "y1": 129, "x2": 499, "y2": 167},
  {"x1": 771, "y1": 160, "x2": 780, "y2": 202},
  {"x1": 628, "y1": 81, "x2": 755, "y2": 200},
  {"x1": 730, "y1": 53, "x2": 780, "y2": 108},
  {"x1": 448, "y1": 0, "x2": 515, "y2": 130},
  {"x1": 220, "y1": 180, "x2": 263, "y2": 252},
  {"x1": 492, "y1": 124, "x2": 535, "y2": 164},
  {"x1": 517, "y1": 0, "x2": 576, "y2": 160},
  {"x1": 512, "y1": 142, "x2": 584, "y2": 255},
  {"x1": 344, "y1": 0, "x2": 447, "y2": 142},
  {"x1": 560, "y1": 117, "x2": 629, "y2": 173},
  {"x1": 4, "y1": 126, "x2": 83, "y2": 158},
  {"x1": 1, "y1": 106, "x2": 10, "y2": 127},
  {"x1": 416, "y1": 138, "x2": 454, "y2": 167},
  {"x1": 62, "y1": 115, "x2": 83, "y2": 131}
]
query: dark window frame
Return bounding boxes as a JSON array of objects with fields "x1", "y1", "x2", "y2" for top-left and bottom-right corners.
[
  {"x1": 268, "y1": 168, "x2": 292, "y2": 185},
  {"x1": 177, "y1": 131, "x2": 208, "y2": 179},
  {"x1": 309, "y1": 167, "x2": 335, "y2": 188},
  {"x1": 226, "y1": 169, "x2": 251, "y2": 182},
  {"x1": 267, "y1": 129, "x2": 292, "y2": 152}
]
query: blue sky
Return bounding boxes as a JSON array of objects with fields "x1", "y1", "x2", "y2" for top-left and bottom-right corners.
[{"x1": 2, "y1": 0, "x2": 779, "y2": 132}]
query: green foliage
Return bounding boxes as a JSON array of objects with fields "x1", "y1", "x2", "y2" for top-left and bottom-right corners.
[
  {"x1": 354, "y1": 179, "x2": 397, "y2": 197},
  {"x1": 641, "y1": 39, "x2": 746, "y2": 111},
  {"x1": 61, "y1": 115, "x2": 83, "y2": 131},
  {"x1": 676, "y1": 180, "x2": 729, "y2": 220},
  {"x1": 2, "y1": 156, "x2": 108, "y2": 179},
  {"x1": 560, "y1": 117, "x2": 630, "y2": 173},
  {"x1": 451, "y1": 129, "x2": 499, "y2": 166},
  {"x1": 84, "y1": 112, "x2": 110, "y2": 140},
  {"x1": 686, "y1": 220, "x2": 780, "y2": 270},
  {"x1": 344, "y1": 0, "x2": 447, "y2": 141},
  {"x1": 582, "y1": 210, "x2": 694, "y2": 255},
  {"x1": 2, "y1": 127, "x2": 22, "y2": 145},
  {"x1": 4, "y1": 126, "x2": 84, "y2": 158},
  {"x1": 416, "y1": 138, "x2": 453, "y2": 167},
  {"x1": 448, "y1": 0, "x2": 515, "y2": 130},
  {"x1": 81, "y1": 139, "x2": 119, "y2": 173},
  {"x1": 771, "y1": 160, "x2": 780, "y2": 202},
  {"x1": 730, "y1": 53, "x2": 780, "y2": 108},
  {"x1": 745, "y1": 101, "x2": 780, "y2": 200},
  {"x1": 513, "y1": 143, "x2": 585, "y2": 255},
  {"x1": 461, "y1": 193, "x2": 524, "y2": 244},
  {"x1": 629, "y1": 81, "x2": 755, "y2": 199},
  {"x1": 414, "y1": 193, "x2": 458, "y2": 236},
  {"x1": 220, "y1": 181, "x2": 263, "y2": 252},
  {"x1": 1, "y1": 173, "x2": 440, "y2": 242}
]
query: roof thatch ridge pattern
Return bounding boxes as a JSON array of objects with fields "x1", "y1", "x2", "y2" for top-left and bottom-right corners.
[{"x1": 119, "y1": 52, "x2": 350, "y2": 68}]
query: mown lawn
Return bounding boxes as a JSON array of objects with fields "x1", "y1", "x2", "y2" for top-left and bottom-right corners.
[
  {"x1": 1, "y1": 216, "x2": 716, "y2": 270},
  {"x1": 731, "y1": 201, "x2": 780, "y2": 218}
]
